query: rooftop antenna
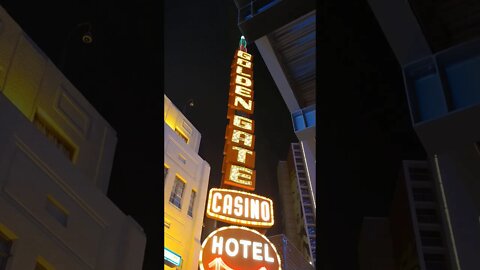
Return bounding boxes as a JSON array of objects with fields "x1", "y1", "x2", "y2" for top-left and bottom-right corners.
[{"x1": 239, "y1": 36, "x2": 247, "y2": 52}]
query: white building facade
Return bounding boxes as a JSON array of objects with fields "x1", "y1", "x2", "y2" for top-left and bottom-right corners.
[
  {"x1": 0, "y1": 6, "x2": 145, "y2": 269},
  {"x1": 164, "y1": 96, "x2": 210, "y2": 270}
]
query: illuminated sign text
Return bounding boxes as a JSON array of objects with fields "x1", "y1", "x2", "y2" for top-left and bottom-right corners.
[
  {"x1": 206, "y1": 188, "x2": 274, "y2": 228},
  {"x1": 199, "y1": 226, "x2": 281, "y2": 270},
  {"x1": 222, "y1": 49, "x2": 256, "y2": 190}
]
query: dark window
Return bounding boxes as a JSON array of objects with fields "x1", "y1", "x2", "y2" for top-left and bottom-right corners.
[
  {"x1": 169, "y1": 177, "x2": 185, "y2": 209},
  {"x1": 306, "y1": 215, "x2": 314, "y2": 224},
  {"x1": 409, "y1": 167, "x2": 432, "y2": 182},
  {"x1": 164, "y1": 166, "x2": 169, "y2": 181},
  {"x1": 307, "y1": 226, "x2": 315, "y2": 236},
  {"x1": 299, "y1": 180, "x2": 308, "y2": 187},
  {"x1": 188, "y1": 190, "x2": 196, "y2": 217},
  {"x1": 416, "y1": 208, "x2": 439, "y2": 224},
  {"x1": 309, "y1": 236, "x2": 316, "y2": 247},
  {"x1": 303, "y1": 196, "x2": 312, "y2": 205},
  {"x1": 35, "y1": 263, "x2": 48, "y2": 270},
  {"x1": 301, "y1": 188, "x2": 309, "y2": 195},
  {"x1": 423, "y1": 253, "x2": 446, "y2": 270},
  {"x1": 295, "y1": 157, "x2": 303, "y2": 163},
  {"x1": 46, "y1": 196, "x2": 69, "y2": 227},
  {"x1": 412, "y1": 187, "x2": 436, "y2": 202},
  {"x1": 296, "y1": 164, "x2": 305, "y2": 171},
  {"x1": 34, "y1": 113, "x2": 76, "y2": 161},
  {"x1": 420, "y1": 230, "x2": 443, "y2": 247},
  {"x1": 34, "y1": 258, "x2": 55, "y2": 270},
  {"x1": 409, "y1": 167, "x2": 429, "y2": 175},
  {"x1": 0, "y1": 234, "x2": 12, "y2": 270},
  {"x1": 298, "y1": 172, "x2": 307, "y2": 178},
  {"x1": 304, "y1": 206, "x2": 313, "y2": 214}
]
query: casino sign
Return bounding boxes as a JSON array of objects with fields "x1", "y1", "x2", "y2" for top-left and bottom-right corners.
[{"x1": 206, "y1": 188, "x2": 274, "y2": 228}]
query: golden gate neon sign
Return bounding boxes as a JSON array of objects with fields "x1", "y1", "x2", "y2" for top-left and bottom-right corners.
[{"x1": 222, "y1": 49, "x2": 256, "y2": 190}]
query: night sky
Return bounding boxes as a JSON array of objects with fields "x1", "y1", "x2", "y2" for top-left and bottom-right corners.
[{"x1": 2, "y1": 0, "x2": 429, "y2": 269}]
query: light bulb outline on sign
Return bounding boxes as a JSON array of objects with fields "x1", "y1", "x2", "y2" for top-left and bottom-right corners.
[{"x1": 199, "y1": 226, "x2": 282, "y2": 270}]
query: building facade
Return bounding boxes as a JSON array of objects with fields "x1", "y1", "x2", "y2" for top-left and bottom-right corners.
[
  {"x1": 232, "y1": 0, "x2": 316, "y2": 199},
  {"x1": 368, "y1": 2, "x2": 480, "y2": 269},
  {"x1": 390, "y1": 160, "x2": 453, "y2": 270},
  {"x1": 358, "y1": 217, "x2": 395, "y2": 270},
  {"x1": 0, "y1": 6, "x2": 145, "y2": 270},
  {"x1": 268, "y1": 234, "x2": 314, "y2": 270},
  {"x1": 277, "y1": 143, "x2": 316, "y2": 266},
  {"x1": 164, "y1": 95, "x2": 210, "y2": 270}
]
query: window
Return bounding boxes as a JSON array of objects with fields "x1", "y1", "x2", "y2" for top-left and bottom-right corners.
[
  {"x1": 409, "y1": 167, "x2": 432, "y2": 182},
  {"x1": 416, "y1": 208, "x2": 439, "y2": 224},
  {"x1": 303, "y1": 196, "x2": 312, "y2": 205},
  {"x1": 424, "y1": 253, "x2": 446, "y2": 270},
  {"x1": 169, "y1": 177, "x2": 185, "y2": 209},
  {"x1": 298, "y1": 172, "x2": 307, "y2": 178},
  {"x1": 35, "y1": 256, "x2": 55, "y2": 270},
  {"x1": 188, "y1": 190, "x2": 196, "y2": 217},
  {"x1": 178, "y1": 154, "x2": 187, "y2": 164},
  {"x1": 175, "y1": 128, "x2": 189, "y2": 144},
  {"x1": 164, "y1": 165, "x2": 169, "y2": 181},
  {"x1": 46, "y1": 195, "x2": 69, "y2": 227},
  {"x1": 309, "y1": 237, "x2": 317, "y2": 247},
  {"x1": 0, "y1": 234, "x2": 12, "y2": 270},
  {"x1": 307, "y1": 226, "x2": 315, "y2": 236},
  {"x1": 35, "y1": 263, "x2": 48, "y2": 270},
  {"x1": 306, "y1": 215, "x2": 314, "y2": 224},
  {"x1": 299, "y1": 180, "x2": 308, "y2": 187},
  {"x1": 304, "y1": 206, "x2": 313, "y2": 214},
  {"x1": 33, "y1": 113, "x2": 76, "y2": 161},
  {"x1": 420, "y1": 230, "x2": 443, "y2": 247},
  {"x1": 412, "y1": 188, "x2": 436, "y2": 202}
]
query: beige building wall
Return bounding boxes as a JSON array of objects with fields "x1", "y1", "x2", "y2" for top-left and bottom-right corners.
[
  {"x1": 164, "y1": 95, "x2": 210, "y2": 270},
  {"x1": 0, "y1": 6, "x2": 145, "y2": 269}
]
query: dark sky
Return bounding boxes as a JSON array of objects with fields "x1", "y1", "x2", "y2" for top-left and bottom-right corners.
[
  {"x1": 318, "y1": 1, "x2": 427, "y2": 268},
  {"x1": 2, "y1": 0, "x2": 430, "y2": 269}
]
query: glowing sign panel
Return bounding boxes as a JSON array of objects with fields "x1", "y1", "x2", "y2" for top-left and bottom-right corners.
[
  {"x1": 222, "y1": 49, "x2": 257, "y2": 190},
  {"x1": 199, "y1": 226, "x2": 281, "y2": 270},
  {"x1": 164, "y1": 247, "x2": 181, "y2": 267},
  {"x1": 206, "y1": 188, "x2": 274, "y2": 228}
]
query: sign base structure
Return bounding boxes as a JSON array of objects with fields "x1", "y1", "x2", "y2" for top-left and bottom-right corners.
[{"x1": 199, "y1": 226, "x2": 281, "y2": 270}]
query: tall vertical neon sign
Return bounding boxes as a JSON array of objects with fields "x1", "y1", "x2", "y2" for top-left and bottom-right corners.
[{"x1": 221, "y1": 36, "x2": 256, "y2": 191}]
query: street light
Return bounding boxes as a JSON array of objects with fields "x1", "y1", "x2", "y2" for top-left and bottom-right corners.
[
  {"x1": 182, "y1": 99, "x2": 195, "y2": 115},
  {"x1": 59, "y1": 22, "x2": 93, "y2": 70}
]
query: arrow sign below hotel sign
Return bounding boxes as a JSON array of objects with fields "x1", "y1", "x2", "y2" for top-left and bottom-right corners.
[
  {"x1": 206, "y1": 188, "x2": 274, "y2": 228},
  {"x1": 199, "y1": 226, "x2": 281, "y2": 270}
]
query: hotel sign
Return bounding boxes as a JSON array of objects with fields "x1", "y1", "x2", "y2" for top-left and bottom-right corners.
[
  {"x1": 199, "y1": 226, "x2": 281, "y2": 270},
  {"x1": 206, "y1": 188, "x2": 274, "y2": 228},
  {"x1": 222, "y1": 49, "x2": 256, "y2": 191}
]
